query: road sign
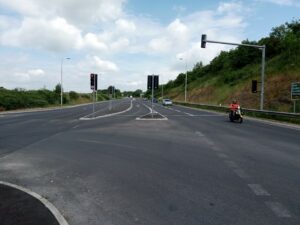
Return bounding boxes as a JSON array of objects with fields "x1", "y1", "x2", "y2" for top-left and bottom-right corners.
[{"x1": 291, "y1": 82, "x2": 300, "y2": 100}]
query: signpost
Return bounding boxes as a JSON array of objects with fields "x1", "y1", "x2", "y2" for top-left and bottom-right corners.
[
  {"x1": 147, "y1": 75, "x2": 159, "y2": 115},
  {"x1": 291, "y1": 82, "x2": 300, "y2": 113},
  {"x1": 90, "y1": 73, "x2": 98, "y2": 117}
]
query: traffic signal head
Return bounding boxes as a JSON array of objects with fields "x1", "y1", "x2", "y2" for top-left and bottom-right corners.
[
  {"x1": 147, "y1": 76, "x2": 152, "y2": 90},
  {"x1": 252, "y1": 80, "x2": 258, "y2": 93},
  {"x1": 201, "y1": 34, "x2": 207, "y2": 48},
  {"x1": 90, "y1": 74, "x2": 95, "y2": 87}
]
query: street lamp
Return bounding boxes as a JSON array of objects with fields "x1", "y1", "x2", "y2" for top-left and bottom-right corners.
[
  {"x1": 60, "y1": 57, "x2": 71, "y2": 107},
  {"x1": 179, "y1": 57, "x2": 188, "y2": 102}
]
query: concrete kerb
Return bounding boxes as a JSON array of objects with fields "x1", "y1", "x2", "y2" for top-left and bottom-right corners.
[
  {"x1": 80, "y1": 100, "x2": 133, "y2": 120},
  {"x1": 0, "y1": 181, "x2": 69, "y2": 225}
]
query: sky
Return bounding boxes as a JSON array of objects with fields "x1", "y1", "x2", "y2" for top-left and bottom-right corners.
[{"x1": 0, "y1": 0, "x2": 299, "y2": 92}]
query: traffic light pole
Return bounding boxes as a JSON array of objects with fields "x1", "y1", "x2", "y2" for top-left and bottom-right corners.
[
  {"x1": 151, "y1": 74, "x2": 154, "y2": 117},
  {"x1": 202, "y1": 36, "x2": 266, "y2": 110},
  {"x1": 92, "y1": 90, "x2": 95, "y2": 117}
]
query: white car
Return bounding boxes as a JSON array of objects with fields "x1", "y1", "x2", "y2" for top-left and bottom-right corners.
[{"x1": 162, "y1": 99, "x2": 172, "y2": 106}]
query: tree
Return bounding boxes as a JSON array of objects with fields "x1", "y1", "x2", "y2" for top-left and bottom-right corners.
[
  {"x1": 69, "y1": 91, "x2": 79, "y2": 100},
  {"x1": 54, "y1": 84, "x2": 61, "y2": 95}
]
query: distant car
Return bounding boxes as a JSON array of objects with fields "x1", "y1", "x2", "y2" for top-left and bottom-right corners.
[
  {"x1": 162, "y1": 99, "x2": 172, "y2": 106},
  {"x1": 153, "y1": 98, "x2": 158, "y2": 103}
]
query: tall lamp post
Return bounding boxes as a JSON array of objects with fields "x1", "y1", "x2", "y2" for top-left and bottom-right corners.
[
  {"x1": 179, "y1": 58, "x2": 188, "y2": 102},
  {"x1": 60, "y1": 57, "x2": 71, "y2": 107}
]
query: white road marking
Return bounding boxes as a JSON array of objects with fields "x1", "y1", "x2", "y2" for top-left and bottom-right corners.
[
  {"x1": 248, "y1": 184, "x2": 270, "y2": 196},
  {"x1": 72, "y1": 125, "x2": 79, "y2": 129},
  {"x1": 136, "y1": 103, "x2": 168, "y2": 120},
  {"x1": 184, "y1": 112, "x2": 194, "y2": 116},
  {"x1": 80, "y1": 100, "x2": 133, "y2": 120},
  {"x1": 0, "y1": 181, "x2": 69, "y2": 225},
  {"x1": 265, "y1": 201, "x2": 292, "y2": 218},
  {"x1": 217, "y1": 153, "x2": 229, "y2": 158},
  {"x1": 224, "y1": 160, "x2": 239, "y2": 168},
  {"x1": 233, "y1": 168, "x2": 249, "y2": 178},
  {"x1": 211, "y1": 146, "x2": 222, "y2": 152},
  {"x1": 195, "y1": 131, "x2": 205, "y2": 137}
]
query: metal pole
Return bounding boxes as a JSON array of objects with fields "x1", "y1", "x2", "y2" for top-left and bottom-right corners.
[
  {"x1": 185, "y1": 60, "x2": 187, "y2": 103},
  {"x1": 260, "y1": 46, "x2": 266, "y2": 110},
  {"x1": 93, "y1": 90, "x2": 95, "y2": 117},
  {"x1": 162, "y1": 83, "x2": 164, "y2": 100},
  {"x1": 60, "y1": 58, "x2": 63, "y2": 107},
  {"x1": 294, "y1": 101, "x2": 296, "y2": 113},
  {"x1": 151, "y1": 74, "x2": 154, "y2": 116},
  {"x1": 93, "y1": 75, "x2": 95, "y2": 117}
]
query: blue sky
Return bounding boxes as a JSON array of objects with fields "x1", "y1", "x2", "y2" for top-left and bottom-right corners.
[{"x1": 0, "y1": 0, "x2": 299, "y2": 92}]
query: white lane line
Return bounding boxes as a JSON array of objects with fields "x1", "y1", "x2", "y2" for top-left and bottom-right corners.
[
  {"x1": 224, "y1": 160, "x2": 239, "y2": 168},
  {"x1": 265, "y1": 201, "x2": 292, "y2": 218},
  {"x1": 195, "y1": 131, "x2": 205, "y2": 137},
  {"x1": 174, "y1": 109, "x2": 181, "y2": 113},
  {"x1": 233, "y1": 168, "x2": 250, "y2": 178},
  {"x1": 248, "y1": 184, "x2": 271, "y2": 196},
  {"x1": 80, "y1": 100, "x2": 133, "y2": 120},
  {"x1": 211, "y1": 146, "x2": 222, "y2": 152},
  {"x1": 0, "y1": 181, "x2": 69, "y2": 225},
  {"x1": 184, "y1": 112, "x2": 194, "y2": 116},
  {"x1": 217, "y1": 153, "x2": 229, "y2": 159}
]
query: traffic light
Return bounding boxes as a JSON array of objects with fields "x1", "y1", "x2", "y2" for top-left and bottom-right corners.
[
  {"x1": 201, "y1": 34, "x2": 207, "y2": 48},
  {"x1": 154, "y1": 76, "x2": 159, "y2": 89},
  {"x1": 90, "y1": 73, "x2": 95, "y2": 89},
  {"x1": 147, "y1": 76, "x2": 152, "y2": 90},
  {"x1": 90, "y1": 74, "x2": 98, "y2": 90},
  {"x1": 147, "y1": 75, "x2": 159, "y2": 90},
  {"x1": 252, "y1": 80, "x2": 258, "y2": 93}
]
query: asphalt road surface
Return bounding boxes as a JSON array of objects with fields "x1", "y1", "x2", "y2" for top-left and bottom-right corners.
[{"x1": 0, "y1": 98, "x2": 299, "y2": 225}]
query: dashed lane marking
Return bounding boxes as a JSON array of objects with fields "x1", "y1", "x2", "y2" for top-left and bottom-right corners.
[
  {"x1": 248, "y1": 184, "x2": 271, "y2": 196},
  {"x1": 224, "y1": 160, "x2": 239, "y2": 168},
  {"x1": 184, "y1": 112, "x2": 194, "y2": 116},
  {"x1": 233, "y1": 168, "x2": 250, "y2": 178},
  {"x1": 195, "y1": 131, "x2": 205, "y2": 137},
  {"x1": 217, "y1": 153, "x2": 229, "y2": 159},
  {"x1": 265, "y1": 201, "x2": 292, "y2": 218}
]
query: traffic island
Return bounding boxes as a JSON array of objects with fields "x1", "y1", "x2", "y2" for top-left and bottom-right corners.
[
  {"x1": 0, "y1": 182, "x2": 67, "y2": 225},
  {"x1": 136, "y1": 112, "x2": 168, "y2": 120}
]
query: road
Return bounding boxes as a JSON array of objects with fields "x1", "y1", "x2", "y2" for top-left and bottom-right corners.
[{"x1": 0, "y1": 98, "x2": 299, "y2": 225}]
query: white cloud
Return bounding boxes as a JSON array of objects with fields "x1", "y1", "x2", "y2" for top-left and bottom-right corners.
[
  {"x1": 260, "y1": 0, "x2": 300, "y2": 6},
  {"x1": 28, "y1": 69, "x2": 45, "y2": 77},
  {"x1": 115, "y1": 19, "x2": 136, "y2": 33},
  {"x1": 79, "y1": 56, "x2": 119, "y2": 73},
  {"x1": 1, "y1": 17, "x2": 82, "y2": 52},
  {"x1": 13, "y1": 69, "x2": 45, "y2": 82},
  {"x1": 0, "y1": 0, "x2": 251, "y2": 91},
  {"x1": 0, "y1": 0, "x2": 126, "y2": 25},
  {"x1": 149, "y1": 38, "x2": 171, "y2": 53},
  {"x1": 83, "y1": 33, "x2": 108, "y2": 51}
]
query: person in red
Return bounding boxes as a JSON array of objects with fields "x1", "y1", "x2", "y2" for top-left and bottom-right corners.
[
  {"x1": 230, "y1": 99, "x2": 240, "y2": 111},
  {"x1": 229, "y1": 99, "x2": 241, "y2": 119}
]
